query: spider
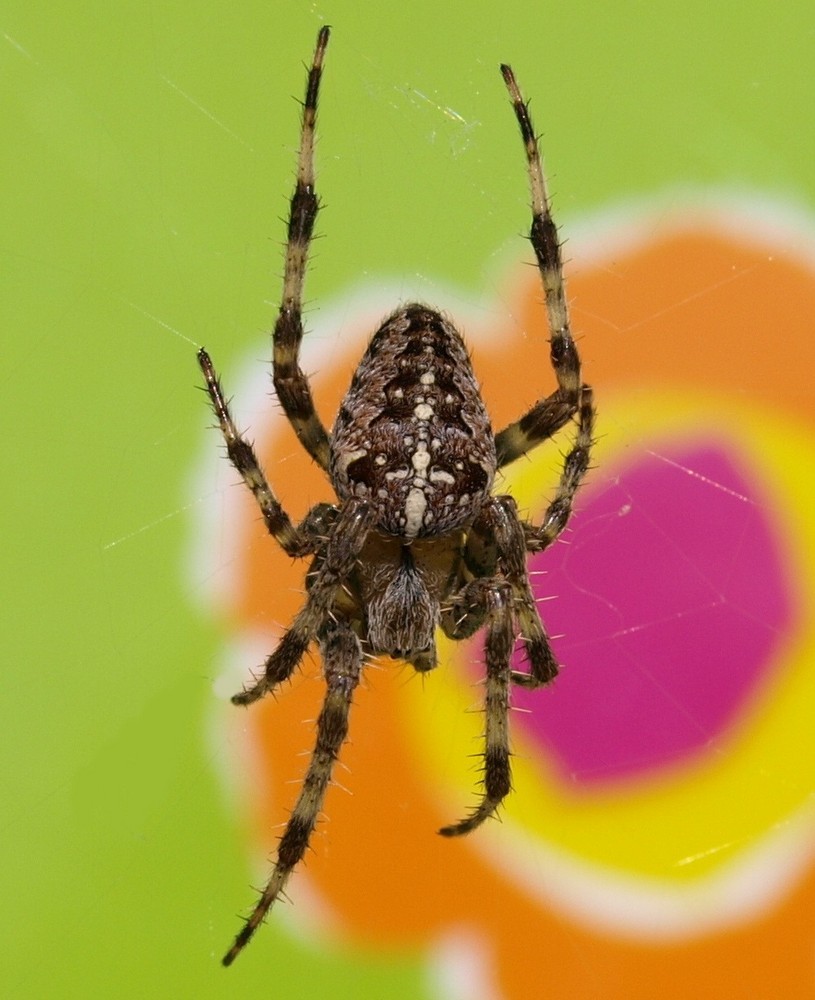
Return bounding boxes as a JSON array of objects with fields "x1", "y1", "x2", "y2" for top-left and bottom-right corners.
[{"x1": 198, "y1": 26, "x2": 595, "y2": 966}]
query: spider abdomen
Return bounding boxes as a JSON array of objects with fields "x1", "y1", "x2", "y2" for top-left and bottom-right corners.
[{"x1": 330, "y1": 304, "x2": 496, "y2": 539}]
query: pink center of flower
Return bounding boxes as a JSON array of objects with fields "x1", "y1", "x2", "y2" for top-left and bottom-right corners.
[{"x1": 511, "y1": 444, "x2": 796, "y2": 785}]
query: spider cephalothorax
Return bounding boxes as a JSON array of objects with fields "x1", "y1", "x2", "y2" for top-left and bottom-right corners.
[{"x1": 198, "y1": 27, "x2": 595, "y2": 966}]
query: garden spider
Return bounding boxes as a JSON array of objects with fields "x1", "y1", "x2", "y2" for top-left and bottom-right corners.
[{"x1": 198, "y1": 26, "x2": 595, "y2": 966}]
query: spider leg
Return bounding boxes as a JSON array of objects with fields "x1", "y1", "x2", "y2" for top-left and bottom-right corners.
[
  {"x1": 524, "y1": 383, "x2": 595, "y2": 554},
  {"x1": 444, "y1": 496, "x2": 559, "y2": 686},
  {"x1": 198, "y1": 348, "x2": 319, "y2": 557},
  {"x1": 272, "y1": 26, "x2": 332, "y2": 471},
  {"x1": 222, "y1": 618, "x2": 362, "y2": 966},
  {"x1": 439, "y1": 496, "x2": 558, "y2": 837},
  {"x1": 439, "y1": 579, "x2": 513, "y2": 837},
  {"x1": 232, "y1": 498, "x2": 372, "y2": 706},
  {"x1": 494, "y1": 62, "x2": 585, "y2": 469}
]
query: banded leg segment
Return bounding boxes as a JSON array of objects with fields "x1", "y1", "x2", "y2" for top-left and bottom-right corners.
[
  {"x1": 272, "y1": 26, "x2": 332, "y2": 470},
  {"x1": 487, "y1": 495, "x2": 560, "y2": 689},
  {"x1": 494, "y1": 62, "x2": 583, "y2": 469},
  {"x1": 198, "y1": 348, "x2": 313, "y2": 557},
  {"x1": 439, "y1": 581, "x2": 514, "y2": 837},
  {"x1": 439, "y1": 495, "x2": 560, "y2": 837},
  {"x1": 232, "y1": 498, "x2": 372, "y2": 706},
  {"x1": 450, "y1": 496, "x2": 560, "y2": 687},
  {"x1": 524, "y1": 384, "x2": 595, "y2": 554},
  {"x1": 222, "y1": 619, "x2": 363, "y2": 966}
]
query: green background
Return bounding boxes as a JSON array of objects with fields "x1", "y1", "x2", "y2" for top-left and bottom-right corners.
[{"x1": 3, "y1": 1, "x2": 813, "y2": 997}]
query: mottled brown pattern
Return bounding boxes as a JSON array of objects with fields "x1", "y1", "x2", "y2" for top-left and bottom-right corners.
[
  {"x1": 331, "y1": 304, "x2": 496, "y2": 538},
  {"x1": 198, "y1": 28, "x2": 595, "y2": 966}
]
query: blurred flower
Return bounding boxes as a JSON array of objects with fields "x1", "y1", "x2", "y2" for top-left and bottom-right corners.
[{"x1": 203, "y1": 197, "x2": 815, "y2": 997}]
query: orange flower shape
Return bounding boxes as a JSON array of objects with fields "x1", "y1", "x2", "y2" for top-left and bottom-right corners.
[{"x1": 199, "y1": 198, "x2": 815, "y2": 997}]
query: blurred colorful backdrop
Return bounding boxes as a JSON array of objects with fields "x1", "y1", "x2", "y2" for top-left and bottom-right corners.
[{"x1": 4, "y1": 1, "x2": 815, "y2": 998}]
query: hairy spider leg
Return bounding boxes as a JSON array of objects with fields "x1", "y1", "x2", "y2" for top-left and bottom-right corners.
[
  {"x1": 439, "y1": 576, "x2": 514, "y2": 837},
  {"x1": 272, "y1": 25, "x2": 332, "y2": 471},
  {"x1": 486, "y1": 495, "x2": 560, "y2": 689},
  {"x1": 493, "y1": 64, "x2": 587, "y2": 469},
  {"x1": 232, "y1": 498, "x2": 372, "y2": 706},
  {"x1": 223, "y1": 619, "x2": 363, "y2": 966},
  {"x1": 198, "y1": 348, "x2": 316, "y2": 557},
  {"x1": 439, "y1": 495, "x2": 559, "y2": 836},
  {"x1": 524, "y1": 384, "x2": 595, "y2": 553}
]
